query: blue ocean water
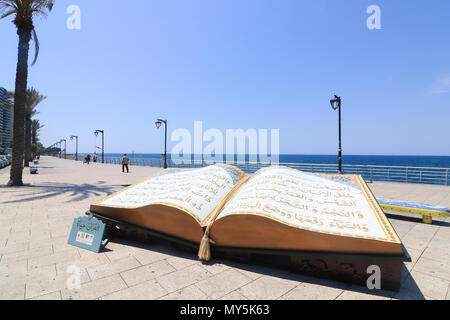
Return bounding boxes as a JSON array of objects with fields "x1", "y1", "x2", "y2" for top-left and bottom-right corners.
[{"x1": 103, "y1": 154, "x2": 450, "y2": 168}]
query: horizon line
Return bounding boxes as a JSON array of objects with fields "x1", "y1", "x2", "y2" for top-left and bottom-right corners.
[{"x1": 65, "y1": 153, "x2": 450, "y2": 157}]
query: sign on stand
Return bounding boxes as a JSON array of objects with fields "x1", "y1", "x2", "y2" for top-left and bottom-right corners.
[{"x1": 68, "y1": 213, "x2": 108, "y2": 253}]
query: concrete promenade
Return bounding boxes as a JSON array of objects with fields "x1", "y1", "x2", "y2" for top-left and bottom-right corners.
[{"x1": 0, "y1": 156, "x2": 449, "y2": 300}]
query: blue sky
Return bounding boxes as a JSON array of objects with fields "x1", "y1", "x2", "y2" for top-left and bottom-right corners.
[{"x1": 1, "y1": 0, "x2": 449, "y2": 155}]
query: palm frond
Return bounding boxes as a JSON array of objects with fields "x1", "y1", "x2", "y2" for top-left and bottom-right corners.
[
  {"x1": 32, "y1": 119, "x2": 44, "y2": 130},
  {"x1": 31, "y1": 27, "x2": 39, "y2": 66},
  {"x1": 1, "y1": 9, "x2": 15, "y2": 19},
  {"x1": 25, "y1": 87, "x2": 47, "y2": 116},
  {"x1": 31, "y1": 118, "x2": 44, "y2": 144},
  {"x1": 0, "y1": 1, "x2": 17, "y2": 15},
  {"x1": 0, "y1": 0, "x2": 55, "y2": 20},
  {"x1": 1, "y1": 0, "x2": 55, "y2": 65}
]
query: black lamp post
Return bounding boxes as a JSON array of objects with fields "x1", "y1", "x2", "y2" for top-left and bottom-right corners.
[
  {"x1": 71, "y1": 135, "x2": 78, "y2": 161},
  {"x1": 94, "y1": 130, "x2": 104, "y2": 163},
  {"x1": 155, "y1": 119, "x2": 168, "y2": 169},
  {"x1": 60, "y1": 139, "x2": 67, "y2": 159},
  {"x1": 330, "y1": 95, "x2": 343, "y2": 174}
]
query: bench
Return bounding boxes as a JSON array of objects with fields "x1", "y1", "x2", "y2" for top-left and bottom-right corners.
[{"x1": 377, "y1": 198, "x2": 450, "y2": 224}]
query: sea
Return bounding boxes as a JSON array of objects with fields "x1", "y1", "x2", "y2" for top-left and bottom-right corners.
[{"x1": 102, "y1": 154, "x2": 450, "y2": 168}]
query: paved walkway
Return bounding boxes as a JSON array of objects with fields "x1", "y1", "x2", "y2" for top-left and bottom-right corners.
[{"x1": 0, "y1": 157, "x2": 449, "y2": 300}]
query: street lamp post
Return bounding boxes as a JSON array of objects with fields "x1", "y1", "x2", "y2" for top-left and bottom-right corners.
[
  {"x1": 155, "y1": 119, "x2": 168, "y2": 169},
  {"x1": 71, "y1": 136, "x2": 78, "y2": 161},
  {"x1": 94, "y1": 130, "x2": 104, "y2": 163},
  {"x1": 330, "y1": 95, "x2": 343, "y2": 174},
  {"x1": 60, "y1": 139, "x2": 67, "y2": 159}
]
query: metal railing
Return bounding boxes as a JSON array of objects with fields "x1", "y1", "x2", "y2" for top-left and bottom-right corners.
[{"x1": 58, "y1": 154, "x2": 450, "y2": 186}]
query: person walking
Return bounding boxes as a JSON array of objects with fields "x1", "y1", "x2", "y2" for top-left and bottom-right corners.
[
  {"x1": 122, "y1": 154, "x2": 130, "y2": 173},
  {"x1": 84, "y1": 154, "x2": 91, "y2": 165},
  {"x1": 93, "y1": 152, "x2": 98, "y2": 163}
]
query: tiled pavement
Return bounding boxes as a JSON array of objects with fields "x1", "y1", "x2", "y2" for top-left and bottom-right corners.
[{"x1": 0, "y1": 157, "x2": 449, "y2": 300}]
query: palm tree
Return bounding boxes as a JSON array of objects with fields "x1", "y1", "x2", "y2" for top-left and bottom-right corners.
[
  {"x1": 0, "y1": 0, "x2": 54, "y2": 186},
  {"x1": 24, "y1": 87, "x2": 46, "y2": 167},
  {"x1": 31, "y1": 118, "x2": 44, "y2": 145}
]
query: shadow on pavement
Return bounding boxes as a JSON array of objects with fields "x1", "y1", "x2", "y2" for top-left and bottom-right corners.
[
  {"x1": 386, "y1": 213, "x2": 450, "y2": 227},
  {"x1": 0, "y1": 182, "x2": 122, "y2": 203},
  {"x1": 105, "y1": 236, "x2": 426, "y2": 300}
]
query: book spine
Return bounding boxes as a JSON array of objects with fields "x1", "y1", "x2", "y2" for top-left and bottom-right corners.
[{"x1": 198, "y1": 175, "x2": 251, "y2": 261}]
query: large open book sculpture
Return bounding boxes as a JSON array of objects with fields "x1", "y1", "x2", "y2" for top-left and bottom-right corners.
[{"x1": 89, "y1": 165, "x2": 410, "y2": 290}]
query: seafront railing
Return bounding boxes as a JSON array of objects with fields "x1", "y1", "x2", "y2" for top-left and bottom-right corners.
[{"x1": 59, "y1": 154, "x2": 450, "y2": 186}]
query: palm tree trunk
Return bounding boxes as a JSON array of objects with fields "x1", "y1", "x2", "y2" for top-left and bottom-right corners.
[
  {"x1": 9, "y1": 27, "x2": 32, "y2": 186},
  {"x1": 24, "y1": 116, "x2": 32, "y2": 167}
]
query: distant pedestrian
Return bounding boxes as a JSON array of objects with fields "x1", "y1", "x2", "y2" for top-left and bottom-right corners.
[
  {"x1": 122, "y1": 154, "x2": 130, "y2": 173},
  {"x1": 84, "y1": 154, "x2": 91, "y2": 165},
  {"x1": 93, "y1": 153, "x2": 98, "y2": 163}
]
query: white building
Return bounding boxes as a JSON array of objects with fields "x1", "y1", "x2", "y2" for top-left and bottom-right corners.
[{"x1": 0, "y1": 87, "x2": 13, "y2": 149}]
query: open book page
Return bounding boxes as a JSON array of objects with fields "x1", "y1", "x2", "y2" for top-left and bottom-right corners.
[
  {"x1": 216, "y1": 166, "x2": 401, "y2": 243},
  {"x1": 95, "y1": 164, "x2": 246, "y2": 226}
]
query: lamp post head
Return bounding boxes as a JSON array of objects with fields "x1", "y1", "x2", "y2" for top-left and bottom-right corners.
[
  {"x1": 330, "y1": 95, "x2": 341, "y2": 110},
  {"x1": 156, "y1": 119, "x2": 167, "y2": 129}
]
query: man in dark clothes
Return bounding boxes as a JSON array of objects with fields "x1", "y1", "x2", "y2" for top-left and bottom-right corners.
[{"x1": 122, "y1": 154, "x2": 129, "y2": 173}]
